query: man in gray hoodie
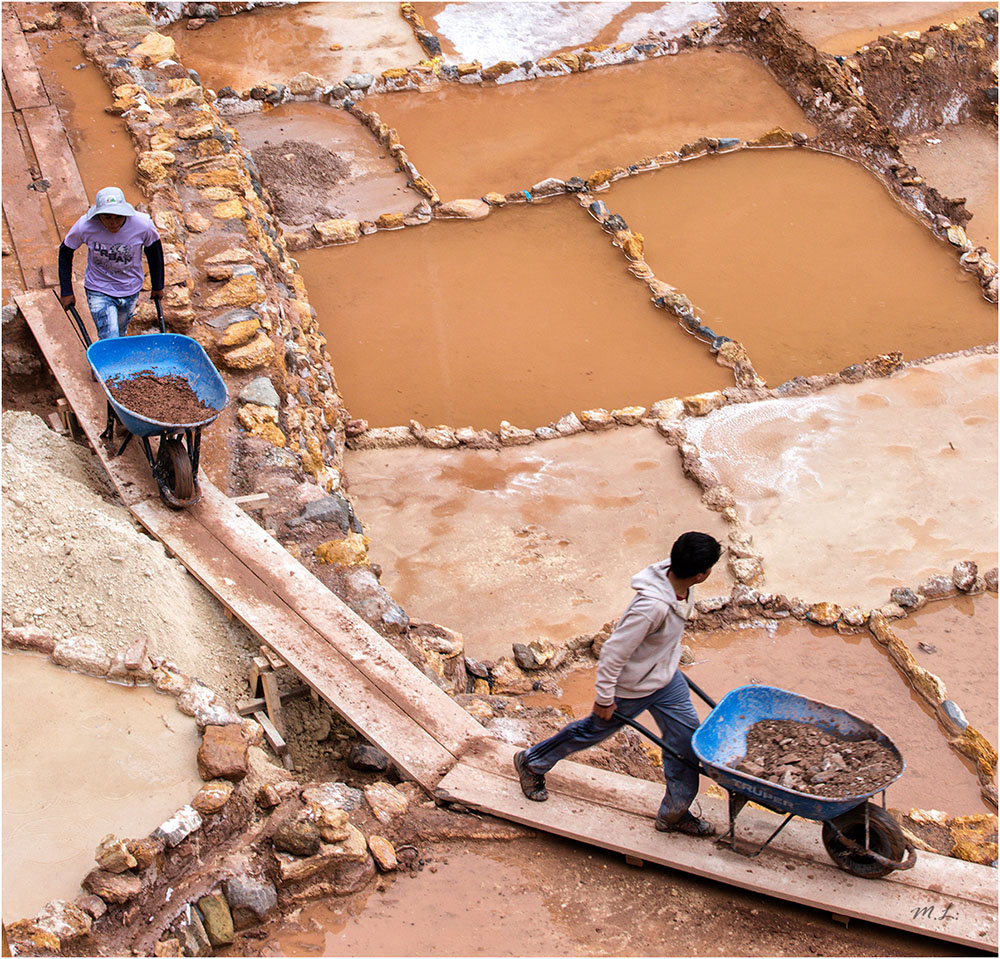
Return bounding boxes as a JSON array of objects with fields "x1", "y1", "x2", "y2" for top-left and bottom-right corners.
[{"x1": 514, "y1": 531, "x2": 721, "y2": 836}]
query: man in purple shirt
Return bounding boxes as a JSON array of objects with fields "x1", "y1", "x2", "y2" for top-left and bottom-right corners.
[{"x1": 58, "y1": 186, "x2": 164, "y2": 339}]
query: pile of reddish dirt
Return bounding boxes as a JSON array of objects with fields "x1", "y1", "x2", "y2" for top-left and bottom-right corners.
[
  {"x1": 252, "y1": 139, "x2": 350, "y2": 225},
  {"x1": 735, "y1": 719, "x2": 902, "y2": 798},
  {"x1": 106, "y1": 370, "x2": 212, "y2": 423}
]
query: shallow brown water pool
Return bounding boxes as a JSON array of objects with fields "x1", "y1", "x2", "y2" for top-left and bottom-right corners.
[{"x1": 298, "y1": 198, "x2": 733, "y2": 429}]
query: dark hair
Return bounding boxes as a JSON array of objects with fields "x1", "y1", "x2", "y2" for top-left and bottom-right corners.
[{"x1": 670, "y1": 532, "x2": 722, "y2": 578}]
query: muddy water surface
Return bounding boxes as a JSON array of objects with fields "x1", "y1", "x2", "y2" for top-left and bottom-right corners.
[
  {"x1": 2, "y1": 653, "x2": 203, "y2": 923},
  {"x1": 165, "y1": 3, "x2": 426, "y2": 93},
  {"x1": 298, "y1": 199, "x2": 733, "y2": 429},
  {"x1": 684, "y1": 352, "x2": 998, "y2": 607},
  {"x1": 230, "y1": 102, "x2": 417, "y2": 226},
  {"x1": 364, "y1": 48, "x2": 814, "y2": 200},
  {"x1": 894, "y1": 593, "x2": 998, "y2": 744},
  {"x1": 776, "y1": 2, "x2": 989, "y2": 56},
  {"x1": 26, "y1": 32, "x2": 138, "y2": 201},
  {"x1": 346, "y1": 429, "x2": 733, "y2": 659},
  {"x1": 603, "y1": 149, "x2": 997, "y2": 385}
]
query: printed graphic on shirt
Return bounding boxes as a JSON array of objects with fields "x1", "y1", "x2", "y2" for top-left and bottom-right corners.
[{"x1": 91, "y1": 241, "x2": 135, "y2": 269}]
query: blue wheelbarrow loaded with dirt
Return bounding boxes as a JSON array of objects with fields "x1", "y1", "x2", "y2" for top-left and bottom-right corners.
[
  {"x1": 620, "y1": 679, "x2": 916, "y2": 879},
  {"x1": 67, "y1": 302, "x2": 228, "y2": 509}
]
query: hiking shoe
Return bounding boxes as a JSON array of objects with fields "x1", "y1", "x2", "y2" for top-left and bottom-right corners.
[
  {"x1": 655, "y1": 811, "x2": 716, "y2": 837},
  {"x1": 514, "y1": 750, "x2": 548, "y2": 802}
]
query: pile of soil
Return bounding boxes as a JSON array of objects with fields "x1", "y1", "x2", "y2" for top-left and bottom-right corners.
[
  {"x1": 252, "y1": 139, "x2": 350, "y2": 226},
  {"x1": 106, "y1": 370, "x2": 212, "y2": 423},
  {"x1": 734, "y1": 719, "x2": 902, "y2": 798}
]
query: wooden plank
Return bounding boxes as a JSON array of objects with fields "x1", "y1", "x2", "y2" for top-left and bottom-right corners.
[
  {"x1": 3, "y1": 79, "x2": 15, "y2": 113},
  {"x1": 16, "y1": 289, "x2": 157, "y2": 505},
  {"x1": 252, "y1": 709, "x2": 294, "y2": 771},
  {"x1": 237, "y1": 685, "x2": 310, "y2": 716},
  {"x1": 435, "y1": 758, "x2": 997, "y2": 950},
  {"x1": 259, "y1": 671, "x2": 284, "y2": 735},
  {"x1": 21, "y1": 104, "x2": 89, "y2": 238},
  {"x1": 231, "y1": 493, "x2": 270, "y2": 506},
  {"x1": 2, "y1": 7, "x2": 48, "y2": 110},
  {"x1": 3, "y1": 115, "x2": 60, "y2": 290},
  {"x1": 191, "y1": 482, "x2": 485, "y2": 753},
  {"x1": 129, "y1": 495, "x2": 457, "y2": 790}
]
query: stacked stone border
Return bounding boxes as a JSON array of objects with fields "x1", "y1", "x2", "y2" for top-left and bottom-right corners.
[{"x1": 0, "y1": 630, "x2": 426, "y2": 956}]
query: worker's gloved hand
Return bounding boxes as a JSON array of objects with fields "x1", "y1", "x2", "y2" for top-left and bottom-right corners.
[
  {"x1": 59, "y1": 294, "x2": 75, "y2": 310},
  {"x1": 592, "y1": 701, "x2": 617, "y2": 721}
]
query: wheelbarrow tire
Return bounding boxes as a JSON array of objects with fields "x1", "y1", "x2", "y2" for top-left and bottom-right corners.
[
  {"x1": 822, "y1": 803, "x2": 906, "y2": 879},
  {"x1": 156, "y1": 436, "x2": 195, "y2": 506}
]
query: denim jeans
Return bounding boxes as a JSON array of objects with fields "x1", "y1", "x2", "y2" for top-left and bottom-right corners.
[
  {"x1": 85, "y1": 288, "x2": 139, "y2": 339},
  {"x1": 521, "y1": 668, "x2": 701, "y2": 822}
]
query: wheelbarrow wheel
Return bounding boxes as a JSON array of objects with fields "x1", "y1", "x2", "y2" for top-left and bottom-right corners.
[
  {"x1": 822, "y1": 803, "x2": 907, "y2": 879},
  {"x1": 155, "y1": 436, "x2": 195, "y2": 507}
]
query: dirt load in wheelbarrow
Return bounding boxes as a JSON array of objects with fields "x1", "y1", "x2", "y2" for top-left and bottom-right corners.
[
  {"x1": 87, "y1": 333, "x2": 229, "y2": 509},
  {"x1": 691, "y1": 684, "x2": 915, "y2": 878}
]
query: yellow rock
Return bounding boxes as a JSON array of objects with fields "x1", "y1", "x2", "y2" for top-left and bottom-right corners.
[
  {"x1": 5, "y1": 921, "x2": 60, "y2": 953},
  {"x1": 946, "y1": 225, "x2": 969, "y2": 247},
  {"x1": 206, "y1": 274, "x2": 260, "y2": 309},
  {"x1": 381, "y1": 67, "x2": 409, "y2": 79},
  {"x1": 220, "y1": 331, "x2": 275, "y2": 371},
  {"x1": 376, "y1": 212, "x2": 405, "y2": 229},
  {"x1": 137, "y1": 150, "x2": 175, "y2": 180},
  {"x1": 150, "y1": 130, "x2": 176, "y2": 151},
  {"x1": 556, "y1": 52, "x2": 580, "y2": 71},
  {"x1": 682, "y1": 391, "x2": 725, "y2": 416},
  {"x1": 131, "y1": 32, "x2": 176, "y2": 64},
  {"x1": 410, "y1": 175, "x2": 439, "y2": 202},
  {"x1": 190, "y1": 137, "x2": 226, "y2": 158},
  {"x1": 188, "y1": 167, "x2": 243, "y2": 189},
  {"x1": 750, "y1": 127, "x2": 794, "y2": 147},
  {"x1": 473, "y1": 678, "x2": 490, "y2": 695},
  {"x1": 586, "y1": 169, "x2": 612, "y2": 190},
  {"x1": 314, "y1": 532, "x2": 371, "y2": 566},
  {"x1": 481, "y1": 60, "x2": 519, "y2": 81},
  {"x1": 807, "y1": 602, "x2": 842, "y2": 626},
  {"x1": 483, "y1": 192, "x2": 507, "y2": 206},
  {"x1": 177, "y1": 119, "x2": 215, "y2": 140},
  {"x1": 212, "y1": 199, "x2": 247, "y2": 220},
  {"x1": 255, "y1": 422, "x2": 286, "y2": 446},
  {"x1": 219, "y1": 318, "x2": 261, "y2": 348},
  {"x1": 313, "y1": 218, "x2": 361, "y2": 245},
  {"x1": 288, "y1": 298, "x2": 313, "y2": 331},
  {"x1": 456, "y1": 61, "x2": 481, "y2": 75},
  {"x1": 621, "y1": 231, "x2": 644, "y2": 260},
  {"x1": 201, "y1": 186, "x2": 236, "y2": 201},
  {"x1": 951, "y1": 727, "x2": 998, "y2": 777}
]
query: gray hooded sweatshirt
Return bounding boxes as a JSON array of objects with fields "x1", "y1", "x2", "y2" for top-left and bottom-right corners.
[{"x1": 593, "y1": 559, "x2": 693, "y2": 705}]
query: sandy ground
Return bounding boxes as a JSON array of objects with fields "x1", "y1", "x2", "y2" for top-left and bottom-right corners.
[
  {"x1": 683, "y1": 352, "x2": 998, "y2": 607},
  {"x1": 347, "y1": 428, "x2": 734, "y2": 660},
  {"x1": 1, "y1": 411, "x2": 259, "y2": 703}
]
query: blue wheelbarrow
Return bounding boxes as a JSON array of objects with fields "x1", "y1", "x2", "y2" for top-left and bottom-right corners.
[
  {"x1": 66, "y1": 301, "x2": 228, "y2": 509},
  {"x1": 619, "y1": 677, "x2": 916, "y2": 879}
]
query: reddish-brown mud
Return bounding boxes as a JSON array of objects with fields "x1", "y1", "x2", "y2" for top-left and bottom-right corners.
[
  {"x1": 247, "y1": 834, "x2": 962, "y2": 958},
  {"x1": 297, "y1": 198, "x2": 733, "y2": 429},
  {"x1": 230, "y1": 102, "x2": 417, "y2": 226},
  {"x1": 364, "y1": 48, "x2": 816, "y2": 199},
  {"x1": 163, "y1": 2, "x2": 426, "y2": 93},
  {"x1": 894, "y1": 593, "x2": 999, "y2": 744},
  {"x1": 106, "y1": 370, "x2": 212, "y2": 424},
  {"x1": 602, "y1": 148, "x2": 997, "y2": 386},
  {"x1": 776, "y1": 2, "x2": 989, "y2": 56},
  {"x1": 345, "y1": 428, "x2": 734, "y2": 659}
]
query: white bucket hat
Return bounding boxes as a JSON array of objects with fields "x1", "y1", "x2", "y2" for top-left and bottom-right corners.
[{"x1": 87, "y1": 186, "x2": 137, "y2": 220}]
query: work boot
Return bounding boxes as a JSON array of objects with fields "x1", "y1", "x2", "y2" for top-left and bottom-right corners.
[
  {"x1": 514, "y1": 750, "x2": 548, "y2": 801},
  {"x1": 655, "y1": 810, "x2": 716, "y2": 837}
]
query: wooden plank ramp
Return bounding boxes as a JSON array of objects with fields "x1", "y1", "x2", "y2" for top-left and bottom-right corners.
[
  {"x1": 14, "y1": 287, "x2": 998, "y2": 951},
  {"x1": 2, "y1": 5, "x2": 48, "y2": 110},
  {"x1": 439, "y1": 737, "x2": 998, "y2": 950}
]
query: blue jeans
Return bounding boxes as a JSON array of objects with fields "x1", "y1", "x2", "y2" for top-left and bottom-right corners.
[
  {"x1": 521, "y1": 669, "x2": 701, "y2": 822},
  {"x1": 86, "y1": 288, "x2": 139, "y2": 339}
]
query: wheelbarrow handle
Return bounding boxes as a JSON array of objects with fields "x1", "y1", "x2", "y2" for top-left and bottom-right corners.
[
  {"x1": 64, "y1": 302, "x2": 93, "y2": 349},
  {"x1": 615, "y1": 713, "x2": 706, "y2": 775},
  {"x1": 683, "y1": 674, "x2": 717, "y2": 709},
  {"x1": 154, "y1": 296, "x2": 166, "y2": 334}
]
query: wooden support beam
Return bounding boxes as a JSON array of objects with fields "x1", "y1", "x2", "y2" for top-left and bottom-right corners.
[
  {"x1": 251, "y1": 709, "x2": 294, "y2": 771},
  {"x1": 231, "y1": 493, "x2": 269, "y2": 506},
  {"x1": 260, "y1": 670, "x2": 284, "y2": 736},
  {"x1": 260, "y1": 644, "x2": 286, "y2": 671},
  {"x1": 248, "y1": 654, "x2": 269, "y2": 699},
  {"x1": 237, "y1": 684, "x2": 310, "y2": 716}
]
